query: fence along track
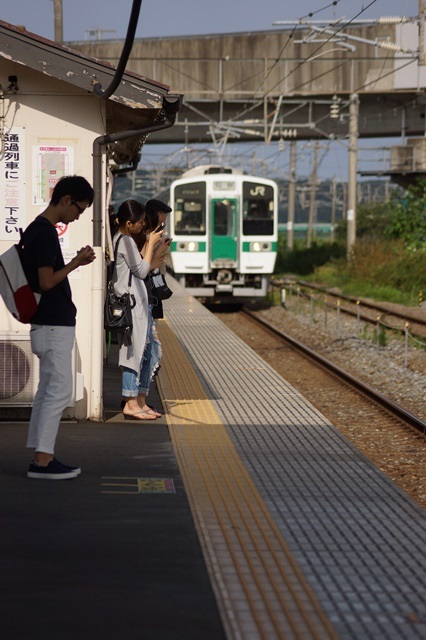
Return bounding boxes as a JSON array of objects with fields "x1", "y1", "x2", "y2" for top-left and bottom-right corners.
[
  {"x1": 271, "y1": 279, "x2": 426, "y2": 339},
  {"x1": 296, "y1": 280, "x2": 426, "y2": 327}
]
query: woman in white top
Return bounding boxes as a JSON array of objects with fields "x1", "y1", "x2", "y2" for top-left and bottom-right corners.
[{"x1": 111, "y1": 200, "x2": 165, "y2": 419}]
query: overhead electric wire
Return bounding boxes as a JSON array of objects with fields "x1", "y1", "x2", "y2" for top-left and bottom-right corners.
[
  {"x1": 227, "y1": 0, "x2": 378, "y2": 130},
  {"x1": 226, "y1": 0, "x2": 416, "y2": 174},
  {"x1": 227, "y1": 0, "x2": 347, "y2": 118},
  {"x1": 144, "y1": 0, "x2": 413, "y2": 179},
  {"x1": 226, "y1": 1, "x2": 344, "y2": 93},
  {"x1": 260, "y1": 0, "x2": 379, "y2": 97}
]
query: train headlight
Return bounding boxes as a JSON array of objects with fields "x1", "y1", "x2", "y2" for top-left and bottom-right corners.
[
  {"x1": 250, "y1": 241, "x2": 271, "y2": 252},
  {"x1": 177, "y1": 241, "x2": 199, "y2": 251}
]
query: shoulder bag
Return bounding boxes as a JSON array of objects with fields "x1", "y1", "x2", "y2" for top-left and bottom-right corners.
[
  {"x1": 104, "y1": 235, "x2": 135, "y2": 346},
  {"x1": 150, "y1": 269, "x2": 173, "y2": 301},
  {"x1": 0, "y1": 228, "x2": 41, "y2": 324}
]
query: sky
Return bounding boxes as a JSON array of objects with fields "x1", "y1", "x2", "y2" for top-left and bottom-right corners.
[
  {"x1": 0, "y1": 0, "x2": 421, "y2": 180},
  {"x1": 0, "y1": 0, "x2": 419, "y2": 41}
]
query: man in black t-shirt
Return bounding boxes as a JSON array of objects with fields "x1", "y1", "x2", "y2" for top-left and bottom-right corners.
[{"x1": 22, "y1": 176, "x2": 95, "y2": 480}]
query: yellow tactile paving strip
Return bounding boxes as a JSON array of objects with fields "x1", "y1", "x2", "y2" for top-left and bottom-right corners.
[{"x1": 157, "y1": 319, "x2": 338, "y2": 640}]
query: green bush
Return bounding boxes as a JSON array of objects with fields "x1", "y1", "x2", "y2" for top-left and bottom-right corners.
[
  {"x1": 275, "y1": 240, "x2": 345, "y2": 276},
  {"x1": 314, "y1": 238, "x2": 425, "y2": 305},
  {"x1": 274, "y1": 187, "x2": 425, "y2": 306},
  {"x1": 388, "y1": 180, "x2": 426, "y2": 249},
  {"x1": 335, "y1": 201, "x2": 392, "y2": 241}
]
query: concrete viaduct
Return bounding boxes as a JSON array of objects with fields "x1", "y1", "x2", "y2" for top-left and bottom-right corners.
[
  {"x1": 69, "y1": 20, "x2": 426, "y2": 248},
  {"x1": 68, "y1": 21, "x2": 426, "y2": 146}
]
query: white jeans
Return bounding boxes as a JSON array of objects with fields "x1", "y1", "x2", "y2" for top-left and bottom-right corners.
[{"x1": 26, "y1": 325, "x2": 76, "y2": 454}]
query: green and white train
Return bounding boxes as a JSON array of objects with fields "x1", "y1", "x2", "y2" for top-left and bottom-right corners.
[{"x1": 161, "y1": 165, "x2": 278, "y2": 302}]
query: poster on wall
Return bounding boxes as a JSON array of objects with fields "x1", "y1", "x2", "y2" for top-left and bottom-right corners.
[
  {"x1": 32, "y1": 143, "x2": 75, "y2": 206},
  {"x1": 32, "y1": 142, "x2": 75, "y2": 247},
  {"x1": 0, "y1": 127, "x2": 26, "y2": 241}
]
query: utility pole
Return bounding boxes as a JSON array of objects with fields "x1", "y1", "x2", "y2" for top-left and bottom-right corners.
[
  {"x1": 330, "y1": 176, "x2": 337, "y2": 243},
  {"x1": 287, "y1": 140, "x2": 297, "y2": 250},
  {"x1": 252, "y1": 151, "x2": 256, "y2": 175},
  {"x1": 420, "y1": 0, "x2": 426, "y2": 66},
  {"x1": 52, "y1": 0, "x2": 63, "y2": 43},
  {"x1": 307, "y1": 141, "x2": 319, "y2": 249},
  {"x1": 347, "y1": 93, "x2": 359, "y2": 256},
  {"x1": 384, "y1": 179, "x2": 390, "y2": 202},
  {"x1": 342, "y1": 182, "x2": 347, "y2": 217}
]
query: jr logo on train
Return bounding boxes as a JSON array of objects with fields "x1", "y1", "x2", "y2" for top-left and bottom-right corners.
[{"x1": 159, "y1": 165, "x2": 278, "y2": 302}]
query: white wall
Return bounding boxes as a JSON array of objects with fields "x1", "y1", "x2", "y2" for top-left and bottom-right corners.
[
  {"x1": 394, "y1": 23, "x2": 426, "y2": 90},
  {"x1": 0, "y1": 63, "x2": 108, "y2": 419}
]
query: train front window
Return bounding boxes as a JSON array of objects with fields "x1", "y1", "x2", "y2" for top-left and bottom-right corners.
[
  {"x1": 213, "y1": 200, "x2": 235, "y2": 236},
  {"x1": 173, "y1": 182, "x2": 206, "y2": 235},
  {"x1": 242, "y1": 181, "x2": 274, "y2": 236}
]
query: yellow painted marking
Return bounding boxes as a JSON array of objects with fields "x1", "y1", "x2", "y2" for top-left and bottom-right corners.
[{"x1": 157, "y1": 319, "x2": 338, "y2": 640}]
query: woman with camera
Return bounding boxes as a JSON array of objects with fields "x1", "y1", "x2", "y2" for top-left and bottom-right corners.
[
  {"x1": 111, "y1": 199, "x2": 165, "y2": 420},
  {"x1": 131, "y1": 201, "x2": 172, "y2": 417}
]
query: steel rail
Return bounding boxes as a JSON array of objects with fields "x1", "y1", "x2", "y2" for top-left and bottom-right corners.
[{"x1": 242, "y1": 308, "x2": 426, "y2": 436}]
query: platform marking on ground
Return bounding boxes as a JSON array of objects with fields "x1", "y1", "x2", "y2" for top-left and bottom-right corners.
[
  {"x1": 157, "y1": 319, "x2": 338, "y2": 640},
  {"x1": 137, "y1": 478, "x2": 176, "y2": 493},
  {"x1": 101, "y1": 476, "x2": 175, "y2": 494}
]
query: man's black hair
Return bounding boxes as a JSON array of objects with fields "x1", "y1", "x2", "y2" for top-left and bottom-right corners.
[
  {"x1": 145, "y1": 199, "x2": 172, "y2": 214},
  {"x1": 50, "y1": 175, "x2": 94, "y2": 206}
]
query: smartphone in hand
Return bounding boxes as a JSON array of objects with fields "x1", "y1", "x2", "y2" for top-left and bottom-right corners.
[{"x1": 155, "y1": 222, "x2": 166, "y2": 232}]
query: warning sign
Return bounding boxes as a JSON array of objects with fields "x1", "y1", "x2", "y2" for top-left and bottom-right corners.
[
  {"x1": 56, "y1": 222, "x2": 68, "y2": 236},
  {"x1": 55, "y1": 222, "x2": 69, "y2": 247}
]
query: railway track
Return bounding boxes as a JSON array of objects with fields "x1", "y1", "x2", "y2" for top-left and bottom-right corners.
[
  {"x1": 217, "y1": 306, "x2": 426, "y2": 508},
  {"x1": 241, "y1": 307, "x2": 426, "y2": 436}
]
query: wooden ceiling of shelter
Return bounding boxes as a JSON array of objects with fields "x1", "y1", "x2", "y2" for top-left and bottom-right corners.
[{"x1": 106, "y1": 101, "x2": 164, "y2": 165}]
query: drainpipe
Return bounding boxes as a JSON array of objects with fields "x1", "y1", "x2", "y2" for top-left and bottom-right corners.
[{"x1": 89, "y1": 95, "x2": 182, "y2": 419}]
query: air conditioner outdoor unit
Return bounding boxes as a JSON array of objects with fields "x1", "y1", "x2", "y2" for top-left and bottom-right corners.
[
  {"x1": 0, "y1": 333, "x2": 39, "y2": 407},
  {"x1": 0, "y1": 332, "x2": 82, "y2": 408}
]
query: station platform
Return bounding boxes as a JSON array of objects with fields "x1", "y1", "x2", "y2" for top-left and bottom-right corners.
[{"x1": 1, "y1": 278, "x2": 425, "y2": 640}]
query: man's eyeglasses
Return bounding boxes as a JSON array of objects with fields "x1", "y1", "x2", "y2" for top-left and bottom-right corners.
[{"x1": 71, "y1": 200, "x2": 85, "y2": 214}]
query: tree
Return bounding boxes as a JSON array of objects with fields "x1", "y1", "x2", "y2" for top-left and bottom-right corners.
[
  {"x1": 334, "y1": 201, "x2": 391, "y2": 242},
  {"x1": 388, "y1": 180, "x2": 426, "y2": 250}
]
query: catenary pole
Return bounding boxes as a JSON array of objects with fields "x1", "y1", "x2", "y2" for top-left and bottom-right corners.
[
  {"x1": 287, "y1": 140, "x2": 297, "y2": 250},
  {"x1": 52, "y1": 0, "x2": 63, "y2": 43},
  {"x1": 331, "y1": 176, "x2": 337, "y2": 243},
  {"x1": 347, "y1": 93, "x2": 359, "y2": 256},
  {"x1": 307, "y1": 141, "x2": 319, "y2": 249},
  {"x1": 420, "y1": 0, "x2": 426, "y2": 66}
]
